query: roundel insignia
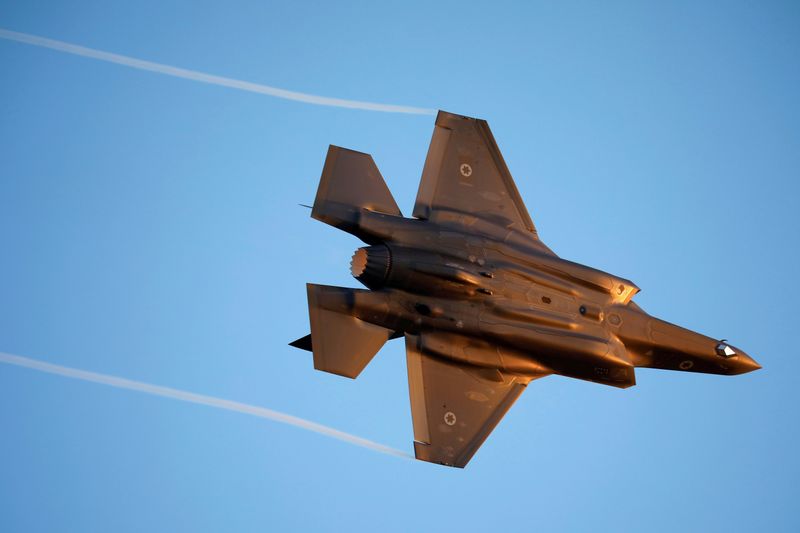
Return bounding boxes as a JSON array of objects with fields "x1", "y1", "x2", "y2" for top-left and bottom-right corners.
[
  {"x1": 679, "y1": 360, "x2": 694, "y2": 370},
  {"x1": 459, "y1": 163, "x2": 473, "y2": 177},
  {"x1": 444, "y1": 411, "x2": 457, "y2": 426}
]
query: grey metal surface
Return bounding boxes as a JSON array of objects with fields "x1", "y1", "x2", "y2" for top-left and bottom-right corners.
[{"x1": 291, "y1": 110, "x2": 761, "y2": 467}]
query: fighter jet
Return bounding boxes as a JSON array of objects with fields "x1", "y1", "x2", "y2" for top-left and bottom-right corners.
[{"x1": 290, "y1": 111, "x2": 761, "y2": 468}]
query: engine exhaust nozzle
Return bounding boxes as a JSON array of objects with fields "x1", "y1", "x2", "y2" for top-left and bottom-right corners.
[{"x1": 351, "y1": 244, "x2": 391, "y2": 289}]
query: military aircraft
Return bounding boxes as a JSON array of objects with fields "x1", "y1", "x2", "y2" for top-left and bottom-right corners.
[{"x1": 290, "y1": 111, "x2": 761, "y2": 468}]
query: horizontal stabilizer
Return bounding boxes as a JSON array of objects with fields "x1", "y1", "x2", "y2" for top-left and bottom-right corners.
[
  {"x1": 312, "y1": 146, "x2": 402, "y2": 238},
  {"x1": 307, "y1": 284, "x2": 392, "y2": 379}
]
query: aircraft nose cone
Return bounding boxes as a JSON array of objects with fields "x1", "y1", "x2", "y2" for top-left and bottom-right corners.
[
  {"x1": 717, "y1": 342, "x2": 761, "y2": 374},
  {"x1": 735, "y1": 353, "x2": 762, "y2": 374}
]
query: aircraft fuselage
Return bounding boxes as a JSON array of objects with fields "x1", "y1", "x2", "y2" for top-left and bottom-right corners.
[
  {"x1": 318, "y1": 208, "x2": 759, "y2": 388},
  {"x1": 293, "y1": 111, "x2": 760, "y2": 467}
]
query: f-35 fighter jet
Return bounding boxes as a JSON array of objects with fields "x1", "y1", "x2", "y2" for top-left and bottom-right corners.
[{"x1": 290, "y1": 111, "x2": 760, "y2": 468}]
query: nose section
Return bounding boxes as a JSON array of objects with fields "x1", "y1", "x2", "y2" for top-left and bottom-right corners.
[
  {"x1": 735, "y1": 353, "x2": 762, "y2": 374},
  {"x1": 716, "y1": 341, "x2": 761, "y2": 375}
]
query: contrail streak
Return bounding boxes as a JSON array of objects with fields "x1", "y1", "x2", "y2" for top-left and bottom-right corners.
[
  {"x1": 0, "y1": 28, "x2": 435, "y2": 115},
  {"x1": 0, "y1": 351, "x2": 412, "y2": 460}
]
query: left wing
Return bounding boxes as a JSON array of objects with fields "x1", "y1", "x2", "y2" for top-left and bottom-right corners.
[{"x1": 405, "y1": 333, "x2": 532, "y2": 468}]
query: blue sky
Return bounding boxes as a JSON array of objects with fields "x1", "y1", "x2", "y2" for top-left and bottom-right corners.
[{"x1": 1, "y1": 1, "x2": 798, "y2": 531}]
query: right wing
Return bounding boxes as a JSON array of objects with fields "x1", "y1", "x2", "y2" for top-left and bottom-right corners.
[
  {"x1": 405, "y1": 333, "x2": 532, "y2": 468},
  {"x1": 413, "y1": 111, "x2": 553, "y2": 254}
]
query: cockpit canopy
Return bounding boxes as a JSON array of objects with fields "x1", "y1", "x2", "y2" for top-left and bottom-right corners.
[{"x1": 715, "y1": 342, "x2": 737, "y2": 358}]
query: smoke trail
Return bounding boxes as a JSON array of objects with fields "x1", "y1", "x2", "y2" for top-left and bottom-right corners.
[
  {"x1": 0, "y1": 351, "x2": 412, "y2": 460},
  {"x1": 0, "y1": 28, "x2": 435, "y2": 115}
]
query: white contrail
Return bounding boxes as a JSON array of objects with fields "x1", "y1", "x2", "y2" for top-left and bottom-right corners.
[
  {"x1": 0, "y1": 28, "x2": 435, "y2": 115},
  {"x1": 0, "y1": 351, "x2": 412, "y2": 460}
]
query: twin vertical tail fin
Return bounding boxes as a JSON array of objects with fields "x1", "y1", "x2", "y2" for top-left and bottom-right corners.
[{"x1": 290, "y1": 284, "x2": 392, "y2": 379}]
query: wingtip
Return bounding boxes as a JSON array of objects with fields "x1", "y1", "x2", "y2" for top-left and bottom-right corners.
[{"x1": 435, "y1": 110, "x2": 484, "y2": 126}]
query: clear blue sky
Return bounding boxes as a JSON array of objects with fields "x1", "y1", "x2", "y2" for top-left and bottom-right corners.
[{"x1": 1, "y1": 2, "x2": 798, "y2": 531}]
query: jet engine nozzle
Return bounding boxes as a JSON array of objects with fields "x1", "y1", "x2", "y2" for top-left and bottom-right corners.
[{"x1": 351, "y1": 244, "x2": 392, "y2": 289}]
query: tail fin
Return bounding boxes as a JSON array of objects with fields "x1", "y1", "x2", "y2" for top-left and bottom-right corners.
[
  {"x1": 295, "y1": 283, "x2": 392, "y2": 379},
  {"x1": 311, "y1": 146, "x2": 401, "y2": 238}
]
